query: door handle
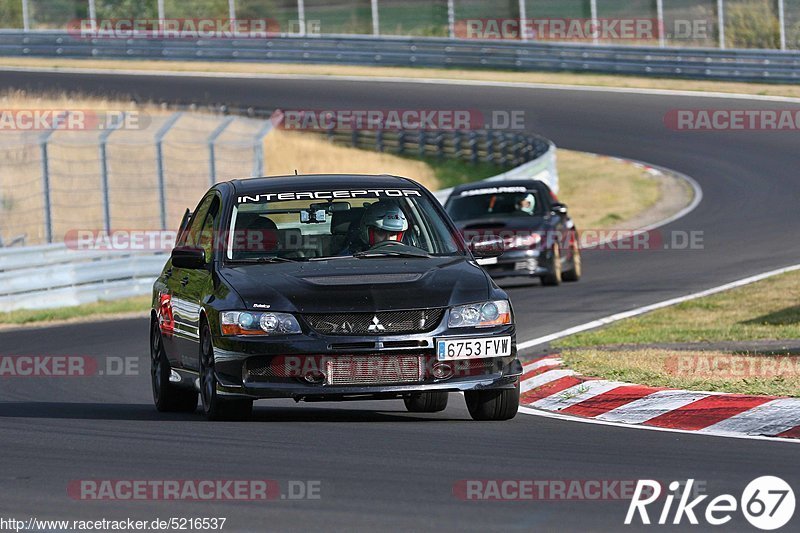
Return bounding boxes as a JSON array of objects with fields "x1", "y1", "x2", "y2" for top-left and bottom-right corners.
[
  {"x1": 163, "y1": 268, "x2": 173, "y2": 280},
  {"x1": 180, "y1": 276, "x2": 190, "y2": 287}
]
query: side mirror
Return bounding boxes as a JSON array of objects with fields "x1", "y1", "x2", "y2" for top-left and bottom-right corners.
[
  {"x1": 171, "y1": 246, "x2": 206, "y2": 269},
  {"x1": 469, "y1": 236, "x2": 504, "y2": 259},
  {"x1": 551, "y1": 203, "x2": 568, "y2": 216}
]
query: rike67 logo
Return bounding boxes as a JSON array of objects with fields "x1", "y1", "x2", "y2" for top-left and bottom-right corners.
[{"x1": 626, "y1": 477, "x2": 795, "y2": 530}]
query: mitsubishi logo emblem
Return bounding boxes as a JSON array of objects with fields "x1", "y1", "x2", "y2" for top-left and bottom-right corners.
[{"x1": 367, "y1": 316, "x2": 386, "y2": 333}]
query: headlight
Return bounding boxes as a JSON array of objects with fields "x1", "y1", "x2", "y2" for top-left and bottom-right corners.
[
  {"x1": 509, "y1": 232, "x2": 542, "y2": 250},
  {"x1": 448, "y1": 300, "x2": 512, "y2": 328},
  {"x1": 221, "y1": 311, "x2": 302, "y2": 336}
]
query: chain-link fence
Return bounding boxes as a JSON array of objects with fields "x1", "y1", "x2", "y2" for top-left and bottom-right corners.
[
  {"x1": 2, "y1": 0, "x2": 798, "y2": 49},
  {"x1": 0, "y1": 109, "x2": 273, "y2": 246}
]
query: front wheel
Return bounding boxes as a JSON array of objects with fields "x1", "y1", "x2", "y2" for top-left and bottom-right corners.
[
  {"x1": 150, "y1": 320, "x2": 197, "y2": 413},
  {"x1": 404, "y1": 392, "x2": 449, "y2": 413},
  {"x1": 200, "y1": 322, "x2": 253, "y2": 421},
  {"x1": 464, "y1": 384, "x2": 519, "y2": 421}
]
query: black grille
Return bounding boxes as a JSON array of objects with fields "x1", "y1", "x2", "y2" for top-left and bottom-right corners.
[{"x1": 304, "y1": 309, "x2": 445, "y2": 336}]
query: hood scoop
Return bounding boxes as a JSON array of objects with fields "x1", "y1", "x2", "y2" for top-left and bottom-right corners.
[{"x1": 302, "y1": 273, "x2": 423, "y2": 286}]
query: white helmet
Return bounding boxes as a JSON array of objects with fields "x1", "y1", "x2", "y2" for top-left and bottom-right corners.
[
  {"x1": 360, "y1": 202, "x2": 409, "y2": 245},
  {"x1": 518, "y1": 193, "x2": 536, "y2": 215}
]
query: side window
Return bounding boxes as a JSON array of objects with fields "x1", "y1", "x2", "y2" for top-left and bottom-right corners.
[
  {"x1": 197, "y1": 197, "x2": 221, "y2": 263},
  {"x1": 180, "y1": 194, "x2": 215, "y2": 247}
]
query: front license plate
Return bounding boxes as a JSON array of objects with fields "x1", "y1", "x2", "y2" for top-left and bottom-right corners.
[{"x1": 437, "y1": 336, "x2": 512, "y2": 361}]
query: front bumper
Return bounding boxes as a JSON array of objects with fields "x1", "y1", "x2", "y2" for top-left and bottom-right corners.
[
  {"x1": 203, "y1": 324, "x2": 519, "y2": 402},
  {"x1": 480, "y1": 248, "x2": 553, "y2": 279}
]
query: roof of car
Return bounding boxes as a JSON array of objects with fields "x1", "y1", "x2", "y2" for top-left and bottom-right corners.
[
  {"x1": 450, "y1": 179, "x2": 550, "y2": 195},
  {"x1": 229, "y1": 174, "x2": 421, "y2": 195}
]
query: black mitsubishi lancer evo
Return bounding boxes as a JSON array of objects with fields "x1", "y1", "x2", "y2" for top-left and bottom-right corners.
[{"x1": 150, "y1": 175, "x2": 522, "y2": 421}]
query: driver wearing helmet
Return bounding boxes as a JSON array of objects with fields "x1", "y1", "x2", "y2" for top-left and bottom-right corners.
[
  {"x1": 516, "y1": 193, "x2": 536, "y2": 215},
  {"x1": 345, "y1": 201, "x2": 409, "y2": 253}
]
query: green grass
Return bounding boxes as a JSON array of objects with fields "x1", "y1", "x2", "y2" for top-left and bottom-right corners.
[
  {"x1": 557, "y1": 270, "x2": 800, "y2": 348},
  {"x1": 562, "y1": 348, "x2": 800, "y2": 397},
  {"x1": 556, "y1": 269, "x2": 800, "y2": 397},
  {"x1": 0, "y1": 296, "x2": 150, "y2": 326},
  {"x1": 419, "y1": 156, "x2": 512, "y2": 189}
]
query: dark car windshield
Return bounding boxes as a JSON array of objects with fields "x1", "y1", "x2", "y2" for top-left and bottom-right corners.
[
  {"x1": 447, "y1": 188, "x2": 544, "y2": 222},
  {"x1": 225, "y1": 190, "x2": 465, "y2": 262}
]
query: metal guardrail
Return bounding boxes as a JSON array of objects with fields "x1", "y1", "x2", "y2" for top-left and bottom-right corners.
[
  {"x1": 318, "y1": 128, "x2": 557, "y2": 202},
  {"x1": 0, "y1": 244, "x2": 165, "y2": 311},
  {"x1": 2, "y1": 31, "x2": 800, "y2": 83},
  {"x1": 0, "y1": 124, "x2": 558, "y2": 312}
]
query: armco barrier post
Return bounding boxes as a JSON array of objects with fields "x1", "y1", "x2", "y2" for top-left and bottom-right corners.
[
  {"x1": 88, "y1": 0, "x2": 97, "y2": 31},
  {"x1": 447, "y1": 0, "x2": 455, "y2": 39},
  {"x1": 590, "y1": 0, "x2": 599, "y2": 45},
  {"x1": 252, "y1": 120, "x2": 273, "y2": 177},
  {"x1": 98, "y1": 111, "x2": 126, "y2": 234},
  {"x1": 371, "y1": 0, "x2": 380, "y2": 36},
  {"x1": 375, "y1": 129, "x2": 384, "y2": 152},
  {"x1": 38, "y1": 128, "x2": 56, "y2": 244},
  {"x1": 21, "y1": 0, "x2": 29, "y2": 31},
  {"x1": 297, "y1": 0, "x2": 306, "y2": 37},
  {"x1": 469, "y1": 132, "x2": 478, "y2": 164},
  {"x1": 155, "y1": 112, "x2": 183, "y2": 231},
  {"x1": 229, "y1": 0, "x2": 237, "y2": 23},
  {"x1": 518, "y1": 0, "x2": 528, "y2": 41},
  {"x1": 207, "y1": 116, "x2": 234, "y2": 186}
]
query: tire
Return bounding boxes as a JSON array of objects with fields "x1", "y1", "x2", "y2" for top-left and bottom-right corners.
[
  {"x1": 562, "y1": 235, "x2": 582, "y2": 282},
  {"x1": 199, "y1": 321, "x2": 253, "y2": 421},
  {"x1": 150, "y1": 319, "x2": 198, "y2": 413},
  {"x1": 540, "y1": 243, "x2": 562, "y2": 286},
  {"x1": 404, "y1": 392, "x2": 449, "y2": 413},
  {"x1": 464, "y1": 384, "x2": 519, "y2": 421}
]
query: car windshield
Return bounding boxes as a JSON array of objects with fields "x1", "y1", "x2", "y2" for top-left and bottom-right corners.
[
  {"x1": 447, "y1": 188, "x2": 544, "y2": 221},
  {"x1": 225, "y1": 189, "x2": 465, "y2": 262}
]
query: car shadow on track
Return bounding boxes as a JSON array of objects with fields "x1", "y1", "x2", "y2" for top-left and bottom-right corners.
[{"x1": 0, "y1": 401, "x2": 465, "y2": 423}]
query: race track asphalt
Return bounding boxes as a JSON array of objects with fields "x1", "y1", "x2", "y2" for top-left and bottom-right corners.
[{"x1": 0, "y1": 70, "x2": 798, "y2": 531}]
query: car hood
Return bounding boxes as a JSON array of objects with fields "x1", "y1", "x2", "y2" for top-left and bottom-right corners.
[{"x1": 219, "y1": 256, "x2": 490, "y2": 313}]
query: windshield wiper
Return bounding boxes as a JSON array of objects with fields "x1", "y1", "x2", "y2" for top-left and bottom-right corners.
[
  {"x1": 227, "y1": 256, "x2": 299, "y2": 264},
  {"x1": 352, "y1": 250, "x2": 432, "y2": 259}
]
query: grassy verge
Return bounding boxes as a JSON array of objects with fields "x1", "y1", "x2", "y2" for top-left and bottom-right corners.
[
  {"x1": 5, "y1": 58, "x2": 800, "y2": 100},
  {"x1": 556, "y1": 270, "x2": 800, "y2": 397},
  {"x1": 0, "y1": 296, "x2": 150, "y2": 326},
  {"x1": 556, "y1": 152, "x2": 661, "y2": 229},
  {"x1": 558, "y1": 270, "x2": 800, "y2": 347},
  {"x1": 563, "y1": 348, "x2": 800, "y2": 397}
]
